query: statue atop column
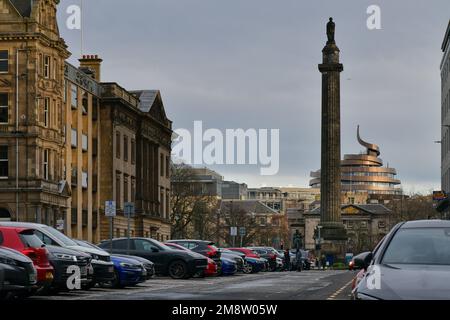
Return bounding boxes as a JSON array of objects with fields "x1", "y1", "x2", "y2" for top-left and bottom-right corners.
[{"x1": 327, "y1": 17, "x2": 335, "y2": 44}]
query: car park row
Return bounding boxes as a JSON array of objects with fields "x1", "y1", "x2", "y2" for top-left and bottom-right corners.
[{"x1": 0, "y1": 222, "x2": 311, "y2": 300}]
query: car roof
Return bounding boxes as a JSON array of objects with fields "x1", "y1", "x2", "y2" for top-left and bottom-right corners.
[
  {"x1": 0, "y1": 222, "x2": 45, "y2": 228},
  {"x1": 0, "y1": 225, "x2": 31, "y2": 233},
  {"x1": 400, "y1": 220, "x2": 450, "y2": 229},
  {"x1": 167, "y1": 239, "x2": 213, "y2": 244}
]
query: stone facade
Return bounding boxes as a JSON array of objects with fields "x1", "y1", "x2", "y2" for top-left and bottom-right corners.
[{"x1": 0, "y1": 1, "x2": 172, "y2": 242}]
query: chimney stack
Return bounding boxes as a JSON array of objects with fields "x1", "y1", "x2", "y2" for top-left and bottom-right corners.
[{"x1": 79, "y1": 55, "x2": 103, "y2": 81}]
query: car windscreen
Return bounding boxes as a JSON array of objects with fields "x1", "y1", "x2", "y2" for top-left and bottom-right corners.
[
  {"x1": 42, "y1": 226, "x2": 78, "y2": 246},
  {"x1": 382, "y1": 228, "x2": 450, "y2": 265}
]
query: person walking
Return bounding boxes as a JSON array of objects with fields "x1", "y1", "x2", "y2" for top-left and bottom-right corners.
[
  {"x1": 296, "y1": 249, "x2": 303, "y2": 272},
  {"x1": 284, "y1": 249, "x2": 291, "y2": 271}
]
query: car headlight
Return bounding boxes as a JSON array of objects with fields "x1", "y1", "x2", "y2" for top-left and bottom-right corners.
[
  {"x1": 91, "y1": 254, "x2": 99, "y2": 261},
  {"x1": 0, "y1": 256, "x2": 17, "y2": 266},
  {"x1": 356, "y1": 292, "x2": 380, "y2": 300},
  {"x1": 53, "y1": 253, "x2": 77, "y2": 261},
  {"x1": 120, "y1": 262, "x2": 137, "y2": 268}
]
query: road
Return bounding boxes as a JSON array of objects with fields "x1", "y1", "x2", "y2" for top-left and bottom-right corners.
[{"x1": 30, "y1": 270, "x2": 356, "y2": 300}]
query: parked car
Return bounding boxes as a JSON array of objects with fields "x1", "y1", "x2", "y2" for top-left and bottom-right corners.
[
  {"x1": 110, "y1": 255, "x2": 146, "y2": 288},
  {"x1": 0, "y1": 226, "x2": 54, "y2": 289},
  {"x1": 113, "y1": 254, "x2": 155, "y2": 280},
  {"x1": 0, "y1": 222, "x2": 115, "y2": 288},
  {"x1": 228, "y1": 248, "x2": 260, "y2": 259},
  {"x1": 166, "y1": 240, "x2": 222, "y2": 272},
  {"x1": 218, "y1": 251, "x2": 245, "y2": 272},
  {"x1": 98, "y1": 238, "x2": 208, "y2": 279},
  {"x1": 45, "y1": 245, "x2": 91, "y2": 293},
  {"x1": 165, "y1": 242, "x2": 215, "y2": 277},
  {"x1": 353, "y1": 220, "x2": 450, "y2": 300},
  {"x1": 247, "y1": 247, "x2": 278, "y2": 271},
  {"x1": 220, "y1": 257, "x2": 237, "y2": 276},
  {"x1": 242, "y1": 256, "x2": 265, "y2": 274},
  {"x1": 0, "y1": 246, "x2": 37, "y2": 299}
]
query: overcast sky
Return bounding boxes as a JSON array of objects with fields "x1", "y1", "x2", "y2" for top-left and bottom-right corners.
[{"x1": 58, "y1": 0, "x2": 449, "y2": 193}]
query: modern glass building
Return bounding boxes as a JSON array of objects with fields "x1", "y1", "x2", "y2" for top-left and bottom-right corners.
[{"x1": 310, "y1": 127, "x2": 402, "y2": 195}]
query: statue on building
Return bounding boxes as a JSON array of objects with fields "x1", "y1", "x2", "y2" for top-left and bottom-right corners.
[{"x1": 327, "y1": 17, "x2": 335, "y2": 44}]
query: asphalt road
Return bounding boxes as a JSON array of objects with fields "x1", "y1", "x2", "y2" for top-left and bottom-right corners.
[{"x1": 29, "y1": 270, "x2": 356, "y2": 300}]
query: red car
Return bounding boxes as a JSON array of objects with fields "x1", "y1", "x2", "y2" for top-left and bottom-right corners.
[
  {"x1": 228, "y1": 248, "x2": 260, "y2": 259},
  {"x1": 165, "y1": 242, "x2": 218, "y2": 277},
  {"x1": 0, "y1": 226, "x2": 54, "y2": 286}
]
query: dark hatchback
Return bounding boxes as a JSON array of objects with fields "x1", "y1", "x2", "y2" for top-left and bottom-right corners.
[
  {"x1": 46, "y1": 245, "x2": 91, "y2": 292},
  {"x1": 0, "y1": 246, "x2": 37, "y2": 299},
  {"x1": 353, "y1": 220, "x2": 450, "y2": 300},
  {"x1": 98, "y1": 238, "x2": 208, "y2": 279},
  {"x1": 167, "y1": 240, "x2": 222, "y2": 269}
]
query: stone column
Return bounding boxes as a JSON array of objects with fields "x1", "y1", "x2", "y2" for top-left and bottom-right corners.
[{"x1": 318, "y1": 18, "x2": 347, "y2": 250}]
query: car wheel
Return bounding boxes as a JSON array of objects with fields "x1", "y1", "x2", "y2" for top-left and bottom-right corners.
[
  {"x1": 243, "y1": 263, "x2": 253, "y2": 274},
  {"x1": 112, "y1": 270, "x2": 124, "y2": 289},
  {"x1": 168, "y1": 260, "x2": 189, "y2": 279}
]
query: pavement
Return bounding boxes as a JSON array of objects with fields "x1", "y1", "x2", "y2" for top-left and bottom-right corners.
[{"x1": 29, "y1": 269, "x2": 357, "y2": 300}]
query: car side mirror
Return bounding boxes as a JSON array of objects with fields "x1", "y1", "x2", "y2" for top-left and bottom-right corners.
[
  {"x1": 152, "y1": 248, "x2": 159, "y2": 253},
  {"x1": 353, "y1": 252, "x2": 373, "y2": 270}
]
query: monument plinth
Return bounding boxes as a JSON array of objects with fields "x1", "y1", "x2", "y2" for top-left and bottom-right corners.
[{"x1": 318, "y1": 18, "x2": 347, "y2": 256}]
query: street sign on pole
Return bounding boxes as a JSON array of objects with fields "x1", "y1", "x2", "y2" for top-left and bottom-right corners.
[
  {"x1": 105, "y1": 201, "x2": 116, "y2": 254},
  {"x1": 105, "y1": 201, "x2": 116, "y2": 217},
  {"x1": 124, "y1": 202, "x2": 135, "y2": 255},
  {"x1": 230, "y1": 227, "x2": 237, "y2": 236},
  {"x1": 239, "y1": 227, "x2": 246, "y2": 237},
  {"x1": 124, "y1": 202, "x2": 135, "y2": 218}
]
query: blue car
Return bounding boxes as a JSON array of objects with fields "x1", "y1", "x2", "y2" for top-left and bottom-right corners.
[
  {"x1": 244, "y1": 257, "x2": 265, "y2": 274},
  {"x1": 220, "y1": 257, "x2": 237, "y2": 276},
  {"x1": 111, "y1": 255, "x2": 147, "y2": 288}
]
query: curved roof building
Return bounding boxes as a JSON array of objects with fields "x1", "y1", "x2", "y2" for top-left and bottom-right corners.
[{"x1": 310, "y1": 127, "x2": 402, "y2": 195}]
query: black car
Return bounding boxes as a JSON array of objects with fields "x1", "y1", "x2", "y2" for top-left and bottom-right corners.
[
  {"x1": 0, "y1": 246, "x2": 37, "y2": 299},
  {"x1": 45, "y1": 245, "x2": 91, "y2": 293},
  {"x1": 353, "y1": 220, "x2": 450, "y2": 300},
  {"x1": 98, "y1": 238, "x2": 208, "y2": 279}
]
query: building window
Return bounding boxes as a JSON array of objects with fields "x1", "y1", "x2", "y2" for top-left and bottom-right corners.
[
  {"x1": 43, "y1": 149, "x2": 49, "y2": 180},
  {"x1": 82, "y1": 90, "x2": 88, "y2": 114},
  {"x1": 160, "y1": 190, "x2": 164, "y2": 217},
  {"x1": 43, "y1": 98, "x2": 50, "y2": 127},
  {"x1": 82, "y1": 134, "x2": 88, "y2": 152},
  {"x1": 82, "y1": 171, "x2": 88, "y2": 189},
  {"x1": 116, "y1": 132, "x2": 121, "y2": 159},
  {"x1": 166, "y1": 190, "x2": 170, "y2": 219},
  {"x1": 116, "y1": 172, "x2": 121, "y2": 209},
  {"x1": 0, "y1": 51, "x2": 8, "y2": 73},
  {"x1": 44, "y1": 55, "x2": 50, "y2": 79},
  {"x1": 71, "y1": 84, "x2": 77, "y2": 109},
  {"x1": 63, "y1": 80, "x2": 67, "y2": 103},
  {"x1": 160, "y1": 153, "x2": 164, "y2": 177},
  {"x1": 166, "y1": 156, "x2": 170, "y2": 178},
  {"x1": 124, "y1": 175, "x2": 129, "y2": 203},
  {"x1": 0, "y1": 93, "x2": 8, "y2": 124},
  {"x1": 71, "y1": 128, "x2": 77, "y2": 148},
  {"x1": 131, "y1": 177, "x2": 136, "y2": 202},
  {"x1": 131, "y1": 139, "x2": 136, "y2": 164},
  {"x1": 123, "y1": 135, "x2": 128, "y2": 162},
  {"x1": 53, "y1": 58, "x2": 57, "y2": 80},
  {"x1": 0, "y1": 146, "x2": 8, "y2": 178}
]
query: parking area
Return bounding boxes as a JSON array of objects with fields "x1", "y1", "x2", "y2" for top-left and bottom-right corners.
[{"x1": 28, "y1": 270, "x2": 356, "y2": 300}]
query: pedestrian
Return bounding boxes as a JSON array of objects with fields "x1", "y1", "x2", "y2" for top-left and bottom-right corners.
[
  {"x1": 296, "y1": 249, "x2": 303, "y2": 272},
  {"x1": 284, "y1": 249, "x2": 291, "y2": 271}
]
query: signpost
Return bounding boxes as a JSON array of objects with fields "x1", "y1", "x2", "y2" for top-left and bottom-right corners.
[
  {"x1": 105, "y1": 201, "x2": 116, "y2": 254},
  {"x1": 239, "y1": 227, "x2": 246, "y2": 247},
  {"x1": 230, "y1": 227, "x2": 237, "y2": 247},
  {"x1": 124, "y1": 202, "x2": 135, "y2": 255}
]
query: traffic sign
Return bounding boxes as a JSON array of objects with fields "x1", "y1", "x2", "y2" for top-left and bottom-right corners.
[
  {"x1": 105, "y1": 201, "x2": 116, "y2": 217},
  {"x1": 124, "y1": 202, "x2": 135, "y2": 218},
  {"x1": 239, "y1": 227, "x2": 246, "y2": 237},
  {"x1": 230, "y1": 227, "x2": 237, "y2": 236}
]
